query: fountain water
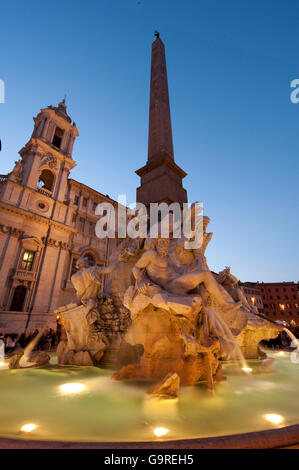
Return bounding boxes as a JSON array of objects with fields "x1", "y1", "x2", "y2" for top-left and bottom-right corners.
[
  {"x1": 19, "y1": 328, "x2": 46, "y2": 368},
  {"x1": 283, "y1": 327, "x2": 299, "y2": 349},
  {"x1": 0, "y1": 339, "x2": 5, "y2": 368},
  {"x1": 9, "y1": 327, "x2": 50, "y2": 370},
  {"x1": 203, "y1": 304, "x2": 250, "y2": 372}
]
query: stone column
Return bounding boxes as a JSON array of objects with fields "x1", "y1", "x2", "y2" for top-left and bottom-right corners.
[
  {"x1": 67, "y1": 134, "x2": 75, "y2": 156},
  {"x1": 41, "y1": 118, "x2": 50, "y2": 139}
]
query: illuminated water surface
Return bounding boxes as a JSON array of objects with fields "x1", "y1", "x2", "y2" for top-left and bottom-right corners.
[{"x1": 0, "y1": 351, "x2": 298, "y2": 442}]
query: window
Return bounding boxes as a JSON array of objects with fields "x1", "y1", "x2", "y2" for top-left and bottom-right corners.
[
  {"x1": 83, "y1": 197, "x2": 88, "y2": 207},
  {"x1": 38, "y1": 169, "x2": 54, "y2": 192},
  {"x1": 21, "y1": 250, "x2": 35, "y2": 271},
  {"x1": 79, "y1": 217, "x2": 85, "y2": 232},
  {"x1": 72, "y1": 213, "x2": 77, "y2": 223},
  {"x1": 74, "y1": 195, "x2": 79, "y2": 205},
  {"x1": 277, "y1": 295, "x2": 281, "y2": 299},
  {"x1": 70, "y1": 258, "x2": 78, "y2": 277},
  {"x1": 93, "y1": 201, "x2": 97, "y2": 211},
  {"x1": 89, "y1": 221, "x2": 95, "y2": 235},
  {"x1": 275, "y1": 288, "x2": 278, "y2": 292},
  {"x1": 52, "y1": 126, "x2": 64, "y2": 149}
]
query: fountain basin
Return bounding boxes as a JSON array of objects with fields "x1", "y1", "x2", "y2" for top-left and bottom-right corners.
[{"x1": 0, "y1": 351, "x2": 298, "y2": 448}]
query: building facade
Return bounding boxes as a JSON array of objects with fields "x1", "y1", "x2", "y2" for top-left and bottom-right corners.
[
  {"x1": 0, "y1": 100, "x2": 118, "y2": 334},
  {"x1": 259, "y1": 282, "x2": 299, "y2": 322},
  {"x1": 240, "y1": 281, "x2": 299, "y2": 324}
]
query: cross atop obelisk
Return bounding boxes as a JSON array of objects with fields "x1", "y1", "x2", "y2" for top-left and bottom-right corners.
[
  {"x1": 148, "y1": 32, "x2": 174, "y2": 161},
  {"x1": 136, "y1": 34, "x2": 187, "y2": 206}
]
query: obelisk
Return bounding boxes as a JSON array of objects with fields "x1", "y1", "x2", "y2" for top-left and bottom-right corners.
[{"x1": 136, "y1": 33, "x2": 187, "y2": 206}]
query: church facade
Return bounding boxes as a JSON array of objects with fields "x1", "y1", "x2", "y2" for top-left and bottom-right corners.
[
  {"x1": 0, "y1": 100, "x2": 118, "y2": 334},
  {"x1": 0, "y1": 34, "x2": 189, "y2": 335}
]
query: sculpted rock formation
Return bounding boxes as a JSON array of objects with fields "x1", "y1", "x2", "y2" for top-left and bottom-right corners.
[
  {"x1": 55, "y1": 210, "x2": 281, "y2": 395},
  {"x1": 147, "y1": 372, "x2": 180, "y2": 398},
  {"x1": 9, "y1": 350, "x2": 50, "y2": 369},
  {"x1": 112, "y1": 213, "x2": 281, "y2": 394},
  {"x1": 237, "y1": 313, "x2": 280, "y2": 359},
  {"x1": 56, "y1": 257, "x2": 131, "y2": 367},
  {"x1": 9, "y1": 328, "x2": 50, "y2": 369}
]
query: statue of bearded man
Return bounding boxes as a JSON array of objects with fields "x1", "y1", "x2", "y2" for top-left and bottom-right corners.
[{"x1": 132, "y1": 238, "x2": 241, "y2": 311}]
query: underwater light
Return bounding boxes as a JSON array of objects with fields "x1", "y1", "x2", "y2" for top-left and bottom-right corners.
[
  {"x1": 242, "y1": 367, "x2": 252, "y2": 373},
  {"x1": 264, "y1": 413, "x2": 284, "y2": 425},
  {"x1": 59, "y1": 383, "x2": 86, "y2": 395},
  {"x1": 20, "y1": 423, "x2": 38, "y2": 433},
  {"x1": 153, "y1": 427, "x2": 169, "y2": 438}
]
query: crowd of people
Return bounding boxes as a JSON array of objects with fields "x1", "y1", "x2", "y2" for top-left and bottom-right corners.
[
  {"x1": 0, "y1": 328, "x2": 60, "y2": 356},
  {"x1": 1, "y1": 324, "x2": 298, "y2": 357}
]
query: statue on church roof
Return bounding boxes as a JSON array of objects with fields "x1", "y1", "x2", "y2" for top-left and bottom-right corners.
[{"x1": 8, "y1": 159, "x2": 23, "y2": 182}]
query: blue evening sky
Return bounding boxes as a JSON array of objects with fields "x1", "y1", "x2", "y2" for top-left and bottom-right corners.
[{"x1": 0, "y1": 0, "x2": 298, "y2": 282}]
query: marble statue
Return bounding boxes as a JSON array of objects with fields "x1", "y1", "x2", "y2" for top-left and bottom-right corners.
[
  {"x1": 8, "y1": 159, "x2": 23, "y2": 182},
  {"x1": 217, "y1": 266, "x2": 258, "y2": 314},
  {"x1": 71, "y1": 256, "x2": 117, "y2": 322},
  {"x1": 55, "y1": 256, "x2": 130, "y2": 367}
]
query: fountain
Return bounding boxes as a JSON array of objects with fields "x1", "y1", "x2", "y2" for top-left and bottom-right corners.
[
  {"x1": 1, "y1": 207, "x2": 296, "y2": 449},
  {"x1": 52, "y1": 211, "x2": 280, "y2": 395}
]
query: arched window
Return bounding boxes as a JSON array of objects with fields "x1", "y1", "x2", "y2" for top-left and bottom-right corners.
[
  {"x1": 37, "y1": 169, "x2": 54, "y2": 191},
  {"x1": 52, "y1": 126, "x2": 64, "y2": 149},
  {"x1": 10, "y1": 286, "x2": 27, "y2": 312}
]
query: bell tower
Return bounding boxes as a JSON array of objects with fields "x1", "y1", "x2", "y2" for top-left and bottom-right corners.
[
  {"x1": 20, "y1": 99, "x2": 78, "y2": 202},
  {"x1": 0, "y1": 99, "x2": 79, "y2": 223}
]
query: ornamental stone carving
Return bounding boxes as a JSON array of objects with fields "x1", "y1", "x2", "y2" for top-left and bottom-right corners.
[
  {"x1": 40, "y1": 153, "x2": 58, "y2": 170},
  {"x1": 8, "y1": 159, "x2": 23, "y2": 182},
  {"x1": 0, "y1": 224, "x2": 25, "y2": 238}
]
